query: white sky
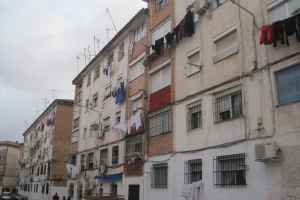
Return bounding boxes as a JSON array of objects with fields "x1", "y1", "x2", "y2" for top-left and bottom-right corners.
[{"x1": 0, "y1": 0, "x2": 147, "y2": 142}]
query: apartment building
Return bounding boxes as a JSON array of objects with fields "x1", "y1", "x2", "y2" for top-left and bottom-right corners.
[
  {"x1": 18, "y1": 99, "x2": 74, "y2": 200},
  {"x1": 137, "y1": 0, "x2": 300, "y2": 200},
  {"x1": 68, "y1": 9, "x2": 148, "y2": 200},
  {"x1": 0, "y1": 141, "x2": 22, "y2": 195}
]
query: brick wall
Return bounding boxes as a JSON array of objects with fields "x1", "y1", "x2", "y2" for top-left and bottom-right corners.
[
  {"x1": 131, "y1": 37, "x2": 146, "y2": 61},
  {"x1": 124, "y1": 159, "x2": 143, "y2": 177},
  {"x1": 51, "y1": 102, "x2": 73, "y2": 187},
  {"x1": 148, "y1": 132, "x2": 173, "y2": 157},
  {"x1": 70, "y1": 142, "x2": 78, "y2": 155},
  {"x1": 150, "y1": 85, "x2": 171, "y2": 111},
  {"x1": 150, "y1": 0, "x2": 173, "y2": 28}
]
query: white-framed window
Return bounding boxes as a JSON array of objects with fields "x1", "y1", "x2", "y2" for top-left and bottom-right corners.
[
  {"x1": 87, "y1": 74, "x2": 91, "y2": 87},
  {"x1": 100, "y1": 149, "x2": 108, "y2": 166},
  {"x1": 150, "y1": 64, "x2": 171, "y2": 94},
  {"x1": 117, "y1": 75, "x2": 123, "y2": 86},
  {"x1": 112, "y1": 146, "x2": 119, "y2": 165},
  {"x1": 86, "y1": 152, "x2": 94, "y2": 169},
  {"x1": 92, "y1": 93, "x2": 98, "y2": 108},
  {"x1": 71, "y1": 131, "x2": 78, "y2": 143},
  {"x1": 0, "y1": 165, "x2": 3, "y2": 171},
  {"x1": 133, "y1": 22, "x2": 146, "y2": 44},
  {"x1": 104, "y1": 83, "x2": 111, "y2": 99},
  {"x1": 80, "y1": 154, "x2": 85, "y2": 169},
  {"x1": 276, "y1": 64, "x2": 300, "y2": 105},
  {"x1": 0, "y1": 145, "x2": 7, "y2": 150},
  {"x1": 130, "y1": 58, "x2": 145, "y2": 81},
  {"x1": 94, "y1": 67, "x2": 100, "y2": 81},
  {"x1": 115, "y1": 110, "x2": 121, "y2": 124},
  {"x1": 85, "y1": 99, "x2": 89, "y2": 112},
  {"x1": 103, "y1": 116, "x2": 110, "y2": 132},
  {"x1": 156, "y1": 0, "x2": 168, "y2": 11},
  {"x1": 186, "y1": 100, "x2": 202, "y2": 131},
  {"x1": 187, "y1": 47, "x2": 200, "y2": 76},
  {"x1": 148, "y1": 106, "x2": 171, "y2": 137},
  {"x1": 73, "y1": 105, "x2": 80, "y2": 120},
  {"x1": 151, "y1": 19, "x2": 171, "y2": 45},
  {"x1": 125, "y1": 136, "x2": 143, "y2": 160},
  {"x1": 151, "y1": 163, "x2": 168, "y2": 188},
  {"x1": 90, "y1": 123, "x2": 98, "y2": 137},
  {"x1": 213, "y1": 26, "x2": 239, "y2": 64},
  {"x1": 267, "y1": 0, "x2": 300, "y2": 23},
  {"x1": 133, "y1": 97, "x2": 142, "y2": 115},
  {"x1": 213, "y1": 0, "x2": 227, "y2": 9},
  {"x1": 213, "y1": 85, "x2": 243, "y2": 122},
  {"x1": 83, "y1": 128, "x2": 87, "y2": 140}
]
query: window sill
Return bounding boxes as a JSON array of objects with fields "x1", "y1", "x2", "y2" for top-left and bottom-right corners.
[
  {"x1": 276, "y1": 99, "x2": 300, "y2": 107},
  {"x1": 214, "y1": 115, "x2": 244, "y2": 124},
  {"x1": 187, "y1": 126, "x2": 202, "y2": 132},
  {"x1": 213, "y1": 45, "x2": 239, "y2": 64},
  {"x1": 187, "y1": 70, "x2": 200, "y2": 77},
  {"x1": 129, "y1": 73, "x2": 145, "y2": 83},
  {"x1": 148, "y1": 130, "x2": 171, "y2": 138}
]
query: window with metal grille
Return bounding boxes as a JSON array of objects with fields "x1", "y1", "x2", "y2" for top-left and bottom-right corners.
[
  {"x1": 112, "y1": 146, "x2": 119, "y2": 165},
  {"x1": 77, "y1": 184, "x2": 83, "y2": 199},
  {"x1": 213, "y1": 85, "x2": 243, "y2": 122},
  {"x1": 103, "y1": 117, "x2": 110, "y2": 132},
  {"x1": 86, "y1": 153, "x2": 94, "y2": 169},
  {"x1": 100, "y1": 149, "x2": 108, "y2": 166},
  {"x1": 184, "y1": 159, "x2": 202, "y2": 184},
  {"x1": 69, "y1": 183, "x2": 74, "y2": 198},
  {"x1": 151, "y1": 163, "x2": 168, "y2": 188},
  {"x1": 148, "y1": 106, "x2": 171, "y2": 137},
  {"x1": 213, "y1": 153, "x2": 246, "y2": 188},
  {"x1": 156, "y1": 0, "x2": 168, "y2": 11},
  {"x1": 276, "y1": 64, "x2": 300, "y2": 105},
  {"x1": 116, "y1": 111, "x2": 121, "y2": 124},
  {"x1": 81, "y1": 154, "x2": 85, "y2": 169},
  {"x1": 94, "y1": 68, "x2": 100, "y2": 81},
  {"x1": 125, "y1": 136, "x2": 143, "y2": 160},
  {"x1": 111, "y1": 183, "x2": 117, "y2": 196},
  {"x1": 186, "y1": 100, "x2": 202, "y2": 131},
  {"x1": 70, "y1": 155, "x2": 76, "y2": 165},
  {"x1": 87, "y1": 74, "x2": 91, "y2": 87}
]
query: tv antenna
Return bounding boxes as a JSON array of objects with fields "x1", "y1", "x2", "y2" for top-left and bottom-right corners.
[
  {"x1": 105, "y1": 8, "x2": 117, "y2": 33},
  {"x1": 43, "y1": 98, "x2": 49, "y2": 110},
  {"x1": 96, "y1": 38, "x2": 104, "y2": 53}
]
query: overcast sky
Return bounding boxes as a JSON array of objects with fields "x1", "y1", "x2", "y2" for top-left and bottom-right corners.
[{"x1": 0, "y1": 0, "x2": 147, "y2": 142}]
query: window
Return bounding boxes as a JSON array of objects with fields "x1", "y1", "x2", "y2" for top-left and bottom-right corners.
[
  {"x1": 87, "y1": 74, "x2": 91, "y2": 87},
  {"x1": 276, "y1": 64, "x2": 300, "y2": 105},
  {"x1": 118, "y1": 43, "x2": 125, "y2": 61},
  {"x1": 133, "y1": 23, "x2": 146, "y2": 43},
  {"x1": 133, "y1": 98, "x2": 142, "y2": 115},
  {"x1": 94, "y1": 68, "x2": 100, "y2": 81},
  {"x1": 86, "y1": 153, "x2": 94, "y2": 169},
  {"x1": 107, "y1": 52, "x2": 114, "y2": 64},
  {"x1": 72, "y1": 131, "x2": 78, "y2": 143},
  {"x1": 100, "y1": 149, "x2": 108, "y2": 166},
  {"x1": 111, "y1": 183, "x2": 117, "y2": 196},
  {"x1": 0, "y1": 145, "x2": 7, "y2": 150},
  {"x1": 116, "y1": 111, "x2": 121, "y2": 124},
  {"x1": 92, "y1": 93, "x2": 98, "y2": 107},
  {"x1": 151, "y1": 19, "x2": 171, "y2": 45},
  {"x1": 68, "y1": 183, "x2": 74, "y2": 198},
  {"x1": 187, "y1": 48, "x2": 200, "y2": 76},
  {"x1": 46, "y1": 182, "x2": 49, "y2": 194},
  {"x1": 90, "y1": 124, "x2": 97, "y2": 137},
  {"x1": 112, "y1": 146, "x2": 119, "y2": 165},
  {"x1": 0, "y1": 165, "x2": 3, "y2": 171},
  {"x1": 85, "y1": 99, "x2": 89, "y2": 112},
  {"x1": 104, "y1": 84, "x2": 111, "y2": 99},
  {"x1": 214, "y1": 153, "x2": 246, "y2": 188},
  {"x1": 213, "y1": 27, "x2": 239, "y2": 64},
  {"x1": 148, "y1": 106, "x2": 171, "y2": 137},
  {"x1": 150, "y1": 65, "x2": 171, "y2": 94},
  {"x1": 0, "y1": 156, "x2": 4, "y2": 160},
  {"x1": 186, "y1": 100, "x2": 202, "y2": 131},
  {"x1": 77, "y1": 184, "x2": 83, "y2": 199},
  {"x1": 213, "y1": 85, "x2": 243, "y2": 122},
  {"x1": 103, "y1": 116, "x2": 110, "y2": 132},
  {"x1": 70, "y1": 155, "x2": 76, "y2": 165},
  {"x1": 213, "y1": 0, "x2": 227, "y2": 9},
  {"x1": 184, "y1": 159, "x2": 202, "y2": 184},
  {"x1": 156, "y1": 0, "x2": 168, "y2": 11},
  {"x1": 80, "y1": 154, "x2": 85, "y2": 169},
  {"x1": 130, "y1": 58, "x2": 145, "y2": 81},
  {"x1": 125, "y1": 136, "x2": 143, "y2": 160},
  {"x1": 268, "y1": 0, "x2": 300, "y2": 23},
  {"x1": 151, "y1": 163, "x2": 168, "y2": 188},
  {"x1": 83, "y1": 128, "x2": 87, "y2": 140}
]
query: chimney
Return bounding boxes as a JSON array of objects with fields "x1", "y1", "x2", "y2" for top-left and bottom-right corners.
[{"x1": 16, "y1": 141, "x2": 19, "y2": 144}]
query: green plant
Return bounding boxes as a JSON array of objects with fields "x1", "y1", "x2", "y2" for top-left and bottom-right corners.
[{"x1": 292, "y1": 7, "x2": 300, "y2": 15}]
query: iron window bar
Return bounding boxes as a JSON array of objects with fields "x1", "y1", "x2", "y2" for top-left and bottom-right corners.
[
  {"x1": 186, "y1": 100, "x2": 202, "y2": 131},
  {"x1": 152, "y1": 163, "x2": 168, "y2": 188},
  {"x1": 184, "y1": 159, "x2": 202, "y2": 184}
]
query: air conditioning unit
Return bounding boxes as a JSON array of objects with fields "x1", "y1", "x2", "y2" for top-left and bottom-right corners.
[
  {"x1": 146, "y1": 46, "x2": 156, "y2": 58},
  {"x1": 255, "y1": 142, "x2": 279, "y2": 160},
  {"x1": 97, "y1": 131, "x2": 105, "y2": 139},
  {"x1": 98, "y1": 166, "x2": 106, "y2": 175},
  {"x1": 194, "y1": 0, "x2": 209, "y2": 14}
]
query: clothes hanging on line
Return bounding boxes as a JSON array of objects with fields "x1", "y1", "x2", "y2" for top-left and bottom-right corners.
[
  {"x1": 115, "y1": 81, "x2": 125, "y2": 104},
  {"x1": 185, "y1": 10, "x2": 195, "y2": 37},
  {"x1": 260, "y1": 24, "x2": 275, "y2": 45},
  {"x1": 296, "y1": 13, "x2": 300, "y2": 42},
  {"x1": 155, "y1": 37, "x2": 164, "y2": 55},
  {"x1": 181, "y1": 184, "x2": 188, "y2": 198},
  {"x1": 282, "y1": 15, "x2": 298, "y2": 46}
]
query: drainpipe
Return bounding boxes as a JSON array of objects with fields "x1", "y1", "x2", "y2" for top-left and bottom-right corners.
[{"x1": 230, "y1": 0, "x2": 260, "y2": 69}]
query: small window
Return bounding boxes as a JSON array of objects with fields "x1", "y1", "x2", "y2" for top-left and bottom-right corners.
[
  {"x1": 94, "y1": 68, "x2": 100, "y2": 81},
  {"x1": 150, "y1": 65, "x2": 171, "y2": 94},
  {"x1": 83, "y1": 128, "x2": 87, "y2": 140},
  {"x1": 213, "y1": 85, "x2": 243, "y2": 122},
  {"x1": 90, "y1": 124, "x2": 97, "y2": 137},
  {"x1": 104, "y1": 84, "x2": 111, "y2": 99},
  {"x1": 68, "y1": 183, "x2": 74, "y2": 198},
  {"x1": 133, "y1": 98, "x2": 142, "y2": 115},
  {"x1": 186, "y1": 100, "x2": 202, "y2": 131},
  {"x1": 0, "y1": 165, "x2": 3, "y2": 171},
  {"x1": 118, "y1": 43, "x2": 124, "y2": 61},
  {"x1": 151, "y1": 163, "x2": 168, "y2": 188},
  {"x1": 0, "y1": 145, "x2": 7, "y2": 150},
  {"x1": 116, "y1": 111, "x2": 121, "y2": 124},
  {"x1": 70, "y1": 155, "x2": 76, "y2": 165},
  {"x1": 214, "y1": 153, "x2": 246, "y2": 188},
  {"x1": 187, "y1": 48, "x2": 200, "y2": 76},
  {"x1": 213, "y1": 28, "x2": 238, "y2": 63},
  {"x1": 276, "y1": 64, "x2": 300, "y2": 105},
  {"x1": 125, "y1": 136, "x2": 143, "y2": 160},
  {"x1": 87, "y1": 74, "x2": 91, "y2": 87},
  {"x1": 151, "y1": 19, "x2": 171, "y2": 45},
  {"x1": 156, "y1": 0, "x2": 168, "y2": 11},
  {"x1": 80, "y1": 154, "x2": 85, "y2": 169},
  {"x1": 100, "y1": 149, "x2": 108, "y2": 166},
  {"x1": 130, "y1": 59, "x2": 145, "y2": 81},
  {"x1": 72, "y1": 131, "x2": 78, "y2": 143},
  {"x1": 133, "y1": 23, "x2": 146, "y2": 44},
  {"x1": 85, "y1": 99, "x2": 89, "y2": 112},
  {"x1": 92, "y1": 93, "x2": 98, "y2": 108},
  {"x1": 86, "y1": 153, "x2": 94, "y2": 169},
  {"x1": 111, "y1": 183, "x2": 117, "y2": 196},
  {"x1": 103, "y1": 117, "x2": 110, "y2": 132},
  {"x1": 148, "y1": 107, "x2": 171, "y2": 137},
  {"x1": 184, "y1": 159, "x2": 202, "y2": 184},
  {"x1": 112, "y1": 146, "x2": 119, "y2": 165},
  {"x1": 268, "y1": 0, "x2": 300, "y2": 23},
  {"x1": 117, "y1": 75, "x2": 123, "y2": 86}
]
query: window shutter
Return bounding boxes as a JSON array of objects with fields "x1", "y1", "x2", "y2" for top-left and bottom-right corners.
[
  {"x1": 130, "y1": 63, "x2": 139, "y2": 81},
  {"x1": 138, "y1": 60, "x2": 145, "y2": 77},
  {"x1": 133, "y1": 98, "x2": 142, "y2": 113},
  {"x1": 216, "y1": 31, "x2": 238, "y2": 55},
  {"x1": 151, "y1": 71, "x2": 162, "y2": 94},
  {"x1": 161, "y1": 65, "x2": 171, "y2": 89},
  {"x1": 189, "y1": 53, "x2": 200, "y2": 74},
  {"x1": 269, "y1": 3, "x2": 287, "y2": 23}
]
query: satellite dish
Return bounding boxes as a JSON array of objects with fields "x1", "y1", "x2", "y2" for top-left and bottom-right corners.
[
  {"x1": 84, "y1": 174, "x2": 90, "y2": 182},
  {"x1": 93, "y1": 124, "x2": 99, "y2": 131}
]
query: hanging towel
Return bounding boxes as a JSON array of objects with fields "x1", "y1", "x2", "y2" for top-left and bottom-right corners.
[
  {"x1": 260, "y1": 24, "x2": 274, "y2": 45},
  {"x1": 127, "y1": 120, "x2": 131, "y2": 135},
  {"x1": 134, "y1": 109, "x2": 142, "y2": 130},
  {"x1": 115, "y1": 82, "x2": 125, "y2": 104},
  {"x1": 195, "y1": 180, "x2": 202, "y2": 198},
  {"x1": 111, "y1": 61, "x2": 115, "y2": 72},
  {"x1": 181, "y1": 184, "x2": 188, "y2": 198}
]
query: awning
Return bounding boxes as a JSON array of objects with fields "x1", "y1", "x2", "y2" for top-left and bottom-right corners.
[{"x1": 94, "y1": 173, "x2": 123, "y2": 180}]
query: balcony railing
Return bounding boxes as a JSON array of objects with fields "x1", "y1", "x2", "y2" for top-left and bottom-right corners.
[{"x1": 213, "y1": 45, "x2": 239, "y2": 64}]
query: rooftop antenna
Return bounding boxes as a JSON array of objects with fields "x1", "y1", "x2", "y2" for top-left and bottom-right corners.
[
  {"x1": 106, "y1": 8, "x2": 117, "y2": 33},
  {"x1": 96, "y1": 38, "x2": 104, "y2": 53},
  {"x1": 94, "y1": 36, "x2": 96, "y2": 56},
  {"x1": 52, "y1": 90, "x2": 61, "y2": 100},
  {"x1": 84, "y1": 48, "x2": 91, "y2": 62},
  {"x1": 80, "y1": 52, "x2": 87, "y2": 66}
]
